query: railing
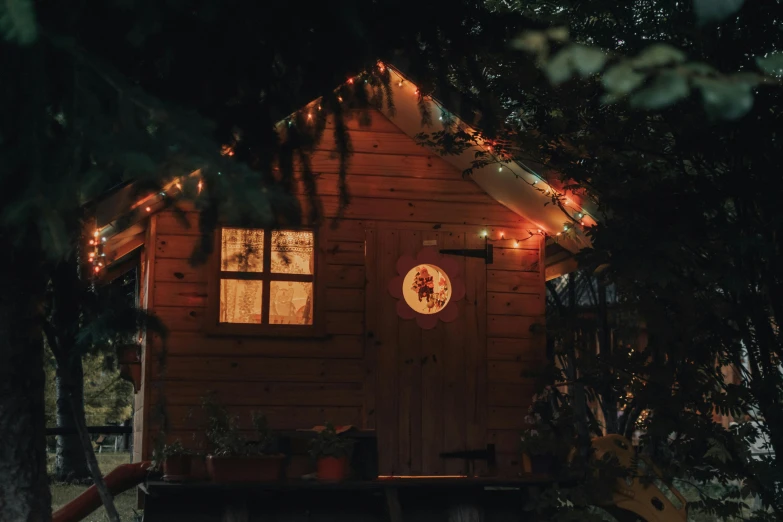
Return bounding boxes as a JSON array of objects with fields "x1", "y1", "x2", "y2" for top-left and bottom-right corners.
[{"x1": 45, "y1": 425, "x2": 132, "y2": 435}]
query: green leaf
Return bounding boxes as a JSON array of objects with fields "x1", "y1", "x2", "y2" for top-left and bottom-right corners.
[
  {"x1": 705, "y1": 438, "x2": 732, "y2": 463},
  {"x1": 603, "y1": 63, "x2": 647, "y2": 95},
  {"x1": 756, "y1": 52, "x2": 783, "y2": 77},
  {"x1": 0, "y1": 0, "x2": 37, "y2": 45},
  {"x1": 571, "y1": 45, "x2": 607, "y2": 78},
  {"x1": 681, "y1": 62, "x2": 718, "y2": 76},
  {"x1": 545, "y1": 47, "x2": 574, "y2": 85},
  {"x1": 545, "y1": 45, "x2": 606, "y2": 85},
  {"x1": 631, "y1": 44, "x2": 687, "y2": 68},
  {"x1": 630, "y1": 71, "x2": 690, "y2": 110},
  {"x1": 512, "y1": 30, "x2": 548, "y2": 54},
  {"x1": 693, "y1": 0, "x2": 745, "y2": 26},
  {"x1": 545, "y1": 26, "x2": 569, "y2": 42},
  {"x1": 694, "y1": 77, "x2": 754, "y2": 120}
]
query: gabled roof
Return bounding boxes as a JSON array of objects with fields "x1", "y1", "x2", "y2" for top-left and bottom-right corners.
[
  {"x1": 89, "y1": 64, "x2": 597, "y2": 279},
  {"x1": 377, "y1": 65, "x2": 596, "y2": 254}
]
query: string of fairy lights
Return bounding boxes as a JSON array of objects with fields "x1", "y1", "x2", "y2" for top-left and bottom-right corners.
[
  {"x1": 89, "y1": 62, "x2": 596, "y2": 274},
  {"x1": 275, "y1": 61, "x2": 596, "y2": 242}
]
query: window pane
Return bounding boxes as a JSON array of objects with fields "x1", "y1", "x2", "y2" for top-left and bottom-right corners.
[
  {"x1": 221, "y1": 228, "x2": 264, "y2": 272},
  {"x1": 269, "y1": 281, "x2": 313, "y2": 325},
  {"x1": 220, "y1": 279, "x2": 263, "y2": 324},
  {"x1": 271, "y1": 230, "x2": 314, "y2": 274}
]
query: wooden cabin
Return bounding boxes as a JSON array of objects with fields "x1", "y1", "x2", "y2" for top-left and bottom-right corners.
[{"x1": 89, "y1": 68, "x2": 594, "y2": 488}]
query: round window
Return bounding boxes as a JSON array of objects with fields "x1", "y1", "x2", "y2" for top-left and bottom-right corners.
[{"x1": 402, "y1": 264, "x2": 452, "y2": 315}]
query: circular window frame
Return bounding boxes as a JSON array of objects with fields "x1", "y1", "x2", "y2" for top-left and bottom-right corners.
[
  {"x1": 387, "y1": 247, "x2": 466, "y2": 329},
  {"x1": 402, "y1": 263, "x2": 453, "y2": 315}
]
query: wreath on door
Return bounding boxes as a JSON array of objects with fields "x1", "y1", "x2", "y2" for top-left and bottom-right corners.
[{"x1": 387, "y1": 247, "x2": 466, "y2": 329}]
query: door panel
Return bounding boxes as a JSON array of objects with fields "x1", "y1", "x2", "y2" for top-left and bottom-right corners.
[{"x1": 370, "y1": 225, "x2": 487, "y2": 476}]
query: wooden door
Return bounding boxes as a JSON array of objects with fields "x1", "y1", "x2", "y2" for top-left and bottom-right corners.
[{"x1": 367, "y1": 225, "x2": 488, "y2": 476}]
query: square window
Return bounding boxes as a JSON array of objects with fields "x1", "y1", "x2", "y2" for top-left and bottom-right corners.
[
  {"x1": 221, "y1": 228, "x2": 264, "y2": 272},
  {"x1": 269, "y1": 281, "x2": 313, "y2": 325},
  {"x1": 271, "y1": 230, "x2": 314, "y2": 274},
  {"x1": 219, "y1": 279, "x2": 263, "y2": 324},
  {"x1": 215, "y1": 227, "x2": 317, "y2": 330}
]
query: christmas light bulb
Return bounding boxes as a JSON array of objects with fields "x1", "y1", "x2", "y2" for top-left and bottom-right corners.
[
  {"x1": 482, "y1": 230, "x2": 488, "y2": 237},
  {"x1": 101, "y1": 237, "x2": 106, "y2": 242},
  {"x1": 307, "y1": 112, "x2": 313, "y2": 120},
  {"x1": 515, "y1": 241, "x2": 519, "y2": 247},
  {"x1": 532, "y1": 180, "x2": 538, "y2": 185},
  {"x1": 89, "y1": 240, "x2": 94, "y2": 246},
  {"x1": 145, "y1": 206, "x2": 151, "y2": 212},
  {"x1": 347, "y1": 78, "x2": 354, "y2": 84},
  {"x1": 93, "y1": 231, "x2": 100, "y2": 237},
  {"x1": 94, "y1": 266, "x2": 100, "y2": 273}
]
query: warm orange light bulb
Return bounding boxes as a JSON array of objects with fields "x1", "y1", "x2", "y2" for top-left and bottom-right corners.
[
  {"x1": 94, "y1": 266, "x2": 100, "y2": 273},
  {"x1": 93, "y1": 230, "x2": 99, "y2": 237},
  {"x1": 145, "y1": 206, "x2": 151, "y2": 212},
  {"x1": 347, "y1": 78, "x2": 354, "y2": 84}
]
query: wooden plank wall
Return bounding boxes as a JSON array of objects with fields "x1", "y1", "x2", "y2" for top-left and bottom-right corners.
[
  {"x1": 485, "y1": 233, "x2": 547, "y2": 475},
  {"x1": 139, "y1": 109, "x2": 546, "y2": 476}
]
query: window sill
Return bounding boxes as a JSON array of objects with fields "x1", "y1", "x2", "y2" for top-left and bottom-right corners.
[{"x1": 203, "y1": 322, "x2": 328, "y2": 339}]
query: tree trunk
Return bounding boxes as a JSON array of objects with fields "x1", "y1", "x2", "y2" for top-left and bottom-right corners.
[
  {"x1": 67, "y1": 388, "x2": 121, "y2": 522},
  {"x1": 54, "y1": 356, "x2": 90, "y2": 482},
  {"x1": 0, "y1": 266, "x2": 51, "y2": 521}
]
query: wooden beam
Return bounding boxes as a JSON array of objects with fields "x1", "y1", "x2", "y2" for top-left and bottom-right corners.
[
  {"x1": 106, "y1": 232, "x2": 145, "y2": 265},
  {"x1": 545, "y1": 256, "x2": 578, "y2": 281}
]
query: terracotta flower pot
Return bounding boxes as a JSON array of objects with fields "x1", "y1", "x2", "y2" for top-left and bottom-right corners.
[
  {"x1": 206, "y1": 455, "x2": 285, "y2": 483},
  {"x1": 163, "y1": 454, "x2": 192, "y2": 482},
  {"x1": 316, "y1": 456, "x2": 349, "y2": 481},
  {"x1": 189, "y1": 455, "x2": 210, "y2": 481}
]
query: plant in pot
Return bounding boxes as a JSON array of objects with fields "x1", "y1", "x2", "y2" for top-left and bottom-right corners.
[
  {"x1": 309, "y1": 422, "x2": 354, "y2": 481},
  {"x1": 153, "y1": 439, "x2": 193, "y2": 482},
  {"x1": 202, "y1": 394, "x2": 284, "y2": 483},
  {"x1": 519, "y1": 386, "x2": 575, "y2": 476}
]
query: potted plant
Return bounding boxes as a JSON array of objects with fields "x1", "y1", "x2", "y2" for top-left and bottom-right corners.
[
  {"x1": 309, "y1": 422, "x2": 354, "y2": 481},
  {"x1": 202, "y1": 395, "x2": 284, "y2": 483},
  {"x1": 157, "y1": 440, "x2": 193, "y2": 481}
]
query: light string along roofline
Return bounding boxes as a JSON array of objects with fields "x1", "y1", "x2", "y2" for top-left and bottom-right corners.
[
  {"x1": 89, "y1": 171, "x2": 204, "y2": 274},
  {"x1": 273, "y1": 61, "x2": 597, "y2": 243},
  {"x1": 90, "y1": 61, "x2": 595, "y2": 272},
  {"x1": 381, "y1": 63, "x2": 597, "y2": 241}
]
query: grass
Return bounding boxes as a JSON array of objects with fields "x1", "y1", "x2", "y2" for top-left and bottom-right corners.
[{"x1": 49, "y1": 452, "x2": 142, "y2": 522}]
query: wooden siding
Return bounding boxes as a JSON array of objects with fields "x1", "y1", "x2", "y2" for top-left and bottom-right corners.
[{"x1": 140, "y1": 109, "x2": 546, "y2": 477}]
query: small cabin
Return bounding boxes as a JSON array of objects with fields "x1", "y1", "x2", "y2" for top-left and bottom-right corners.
[{"x1": 89, "y1": 67, "x2": 591, "y2": 488}]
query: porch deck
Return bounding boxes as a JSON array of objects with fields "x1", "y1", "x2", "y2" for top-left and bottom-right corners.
[{"x1": 140, "y1": 475, "x2": 565, "y2": 522}]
